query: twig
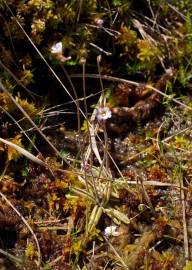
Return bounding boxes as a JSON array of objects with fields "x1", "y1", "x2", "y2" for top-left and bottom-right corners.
[{"x1": 89, "y1": 43, "x2": 112, "y2": 56}]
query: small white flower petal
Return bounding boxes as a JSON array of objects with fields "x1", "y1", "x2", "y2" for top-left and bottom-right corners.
[
  {"x1": 96, "y1": 106, "x2": 112, "y2": 121},
  {"x1": 51, "y1": 42, "x2": 63, "y2": 54},
  {"x1": 104, "y1": 225, "x2": 119, "y2": 237},
  {"x1": 94, "y1": 18, "x2": 104, "y2": 27}
]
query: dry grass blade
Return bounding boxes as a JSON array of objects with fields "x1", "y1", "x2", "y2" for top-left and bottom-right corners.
[
  {"x1": 180, "y1": 175, "x2": 189, "y2": 265},
  {"x1": 132, "y1": 19, "x2": 158, "y2": 46},
  {"x1": 70, "y1": 187, "x2": 96, "y2": 202},
  {"x1": 0, "y1": 137, "x2": 46, "y2": 167},
  {"x1": 0, "y1": 248, "x2": 22, "y2": 265},
  {"x1": 125, "y1": 180, "x2": 187, "y2": 189}
]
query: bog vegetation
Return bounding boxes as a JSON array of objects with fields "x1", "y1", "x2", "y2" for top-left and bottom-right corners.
[{"x1": 0, "y1": 0, "x2": 192, "y2": 269}]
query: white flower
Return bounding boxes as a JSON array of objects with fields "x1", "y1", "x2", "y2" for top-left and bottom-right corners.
[
  {"x1": 96, "y1": 106, "x2": 112, "y2": 121},
  {"x1": 104, "y1": 225, "x2": 119, "y2": 237},
  {"x1": 94, "y1": 18, "x2": 104, "y2": 27},
  {"x1": 51, "y1": 42, "x2": 63, "y2": 54},
  {"x1": 50, "y1": 42, "x2": 71, "y2": 62}
]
